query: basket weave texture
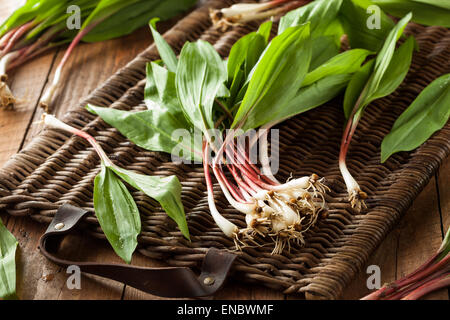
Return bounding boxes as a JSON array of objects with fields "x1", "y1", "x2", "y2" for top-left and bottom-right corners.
[{"x1": 0, "y1": 0, "x2": 449, "y2": 299}]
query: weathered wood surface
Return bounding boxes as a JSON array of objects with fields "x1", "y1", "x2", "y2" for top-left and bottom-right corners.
[{"x1": 0, "y1": 1, "x2": 448, "y2": 300}]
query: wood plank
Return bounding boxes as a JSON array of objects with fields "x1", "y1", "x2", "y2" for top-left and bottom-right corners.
[
  {"x1": 437, "y1": 158, "x2": 449, "y2": 233},
  {"x1": 342, "y1": 158, "x2": 450, "y2": 300}
]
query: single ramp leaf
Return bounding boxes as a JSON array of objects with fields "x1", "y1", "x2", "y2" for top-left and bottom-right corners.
[
  {"x1": 110, "y1": 166, "x2": 190, "y2": 240},
  {"x1": 94, "y1": 165, "x2": 141, "y2": 264},
  {"x1": 381, "y1": 73, "x2": 450, "y2": 162}
]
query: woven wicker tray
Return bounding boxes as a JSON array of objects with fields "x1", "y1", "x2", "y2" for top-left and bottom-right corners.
[{"x1": 0, "y1": 0, "x2": 449, "y2": 299}]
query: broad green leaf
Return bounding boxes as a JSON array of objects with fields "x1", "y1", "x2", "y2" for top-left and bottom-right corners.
[
  {"x1": 278, "y1": 73, "x2": 353, "y2": 123},
  {"x1": 232, "y1": 24, "x2": 312, "y2": 131},
  {"x1": 343, "y1": 13, "x2": 413, "y2": 118},
  {"x1": 82, "y1": 0, "x2": 197, "y2": 42},
  {"x1": 278, "y1": 0, "x2": 343, "y2": 36},
  {"x1": 372, "y1": 0, "x2": 450, "y2": 27},
  {"x1": 339, "y1": 0, "x2": 395, "y2": 51},
  {"x1": 176, "y1": 40, "x2": 227, "y2": 134},
  {"x1": 82, "y1": 0, "x2": 141, "y2": 30},
  {"x1": 381, "y1": 73, "x2": 450, "y2": 162},
  {"x1": 309, "y1": 36, "x2": 340, "y2": 71},
  {"x1": 227, "y1": 28, "x2": 268, "y2": 82},
  {"x1": 368, "y1": 36, "x2": 415, "y2": 101},
  {"x1": 110, "y1": 166, "x2": 190, "y2": 240},
  {"x1": 94, "y1": 165, "x2": 141, "y2": 264},
  {"x1": 88, "y1": 63, "x2": 202, "y2": 161},
  {"x1": 0, "y1": 218, "x2": 18, "y2": 300},
  {"x1": 149, "y1": 18, "x2": 178, "y2": 73},
  {"x1": 304, "y1": 48, "x2": 372, "y2": 86}
]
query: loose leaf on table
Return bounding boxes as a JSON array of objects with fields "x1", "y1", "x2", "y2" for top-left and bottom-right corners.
[
  {"x1": 94, "y1": 165, "x2": 141, "y2": 264},
  {"x1": 0, "y1": 218, "x2": 18, "y2": 300},
  {"x1": 149, "y1": 18, "x2": 178, "y2": 73},
  {"x1": 176, "y1": 40, "x2": 227, "y2": 134},
  {"x1": 339, "y1": 0, "x2": 395, "y2": 52},
  {"x1": 110, "y1": 166, "x2": 190, "y2": 240},
  {"x1": 87, "y1": 63, "x2": 202, "y2": 162},
  {"x1": 278, "y1": 0, "x2": 343, "y2": 36},
  {"x1": 381, "y1": 73, "x2": 450, "y2": 162},
  {"x1": 343, "y1": 13, "x2": 414, "y2": 118},
  {"x1": 231, "y1": 23, "x2": 312, "y2": 132},
  {"x1": 371, "y1": 0, "x2": 450, "y2": 28},
  {"x1": 82, "y1": 0, "x2": 197, "y2": 42}
]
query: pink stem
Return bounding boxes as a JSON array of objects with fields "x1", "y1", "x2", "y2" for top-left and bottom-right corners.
[
  {"x1": 213, "y1": 165, "x2": 246, "y2": 203},
  {"x1": 401, "y1": 274, "x2": 450, "y2": 300},
  {"x1": 1, "y1": 21, "x2": 35, "y2": 56}
]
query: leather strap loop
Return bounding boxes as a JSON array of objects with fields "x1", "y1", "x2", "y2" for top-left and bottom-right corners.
[{"x1": 39, "y1": 204, "x2": 237, "y2": 298}]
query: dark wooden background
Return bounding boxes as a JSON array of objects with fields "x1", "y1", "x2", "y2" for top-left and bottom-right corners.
[{"x1": 0, "y1": 1, "x2": 448, "y2": 300}]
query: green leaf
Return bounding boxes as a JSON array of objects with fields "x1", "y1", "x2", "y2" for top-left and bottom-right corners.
[
  {"x1": 278, "y1": 0, "x2": 343, "y2": 36},
  {"x1": 232, "y1": 24, "x2": 312, "y2": 131},
  {"x1": 309, "y1": 36, "x2": 340, "y2": 71},
  {"x1": 149, "y1": 18, "x2": 178, "y2": 73},
  {"x1": 339, "y1": 0, "x2": 395, "y2": 51},
  {"x1": 372, "y1": 0, "x2": 450, "y2": 27},
  {"x1": 94, "y1": 165, "x2": 141, "y2": 263},
  {"x1": 381, "y1": 73, "x2": 450, "y2": 162},
  {"x1": 227, "y1": 30, "x2": 267, "y2": 82},
  {"x1": 110, "y1": 166, "x2": 190, "y2": 240},
  {"x1": 368, "y1": 36, "x2": 415, "y2": 101},
  {"x1": 343, "y1": 13, "x2": 413, "y2": 118},
  {"x1": 0, "y1": 218, "x2": 18, "y2": 300},
  {"x1": 176, "y1": 40, "x2": 227, "y2": 134},
  {"x1": 279, "y1": 73, "x2": 353, "y2": 123},
  {"x1": 343, "y1": 59, "x2": 375, "y2": 118},
  {"x1": 303, "y1": 48, "x2": 372, "y2": 86},
  {"x1": 82, "y1": 0, "x2": 197, "y2": 42}
]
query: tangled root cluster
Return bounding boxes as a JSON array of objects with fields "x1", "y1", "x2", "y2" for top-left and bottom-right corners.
[
  {"x1": 0, "y1": 77, "x2": 15, "y2": 109},
  {"x1": 237, "y1": 174, "x2": 329, "y2": 255}
]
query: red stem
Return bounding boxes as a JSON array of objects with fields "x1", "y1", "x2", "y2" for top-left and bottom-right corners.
[
  {"x1": 227, "y1": 164, "x2": 255, "y2": 196},
  {"x1": 1, "y1": 21, "x2": 34, "y2": 56},
  {"x1": 213, "y1": 165, "x2": 246, "y2": 203},
  {"x1": 401, "y1": 274, "x2": 450, "y2": 300},
  {"x1": 362, "y1": 254, "x2": 450, "y2": 300},
  {"x1": 54, "y1": 21, "x2": 100, "y2": 76},
  {"x1": 0, "y1": 26, "x2": 19, "y2": 50}
]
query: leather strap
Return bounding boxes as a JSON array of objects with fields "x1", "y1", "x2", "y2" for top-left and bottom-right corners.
[{"x1": 39, "y1": 204, "x2": 237, "y2": 298}]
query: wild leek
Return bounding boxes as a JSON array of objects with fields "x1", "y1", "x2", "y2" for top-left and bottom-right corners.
[
  {"x1": 0, "y1": 0, "x2": 197, "y2": 110},
  {"x1": 362, "y1": 227, "x2": 450, "y2": 300},
  {"x1": 42, "y1": 113, "x2": 189, "y2": 263},
  {"x1": 339, "y1": 13, "x2": 414, "y2": 210},
  {"x1": 89, "y1": 2, "x2": 371, "y2": 254}
]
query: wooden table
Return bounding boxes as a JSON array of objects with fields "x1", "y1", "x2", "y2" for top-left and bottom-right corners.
[{"x1": 0, "y1": 1, "x2": 448, "y2": 300}]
